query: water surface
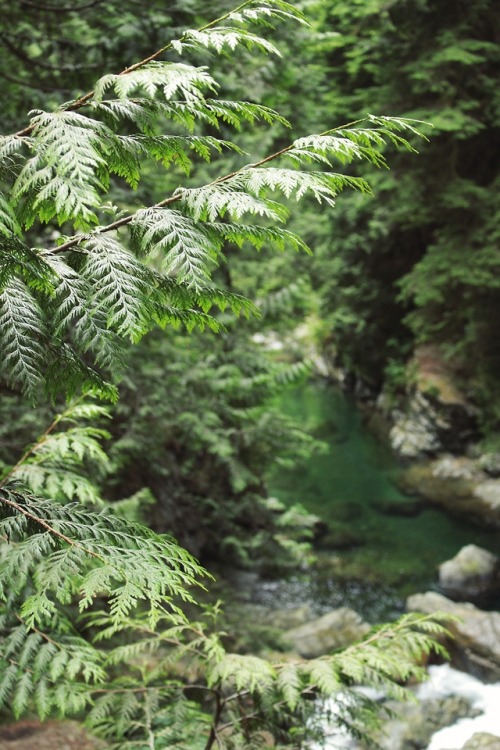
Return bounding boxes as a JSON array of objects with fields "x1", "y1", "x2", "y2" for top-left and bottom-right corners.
[{"x1": 264, "y1": 381, "x2": 500, "y2": 620}]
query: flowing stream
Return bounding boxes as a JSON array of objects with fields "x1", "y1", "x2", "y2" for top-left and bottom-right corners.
[{"x1": 261, "y1": 380, "x2": 500, "y2": 621}]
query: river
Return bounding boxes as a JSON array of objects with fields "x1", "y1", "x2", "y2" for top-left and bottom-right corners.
[{"x1": 257, "y1": 380, "x2": 500, "y2": 622}]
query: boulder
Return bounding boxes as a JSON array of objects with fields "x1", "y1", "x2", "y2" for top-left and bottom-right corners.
[
  {"x1": 473, "y1": 480, "x2": 500, "y2": 518},
  {"x1": 407, "y1": 592, "x2": 500, "y2": 681},
  {"x1": 389, "y1": 392, "x2": 445, "y2": 458},
  {"x1": 439, "y1": 545, "x2": 500, "y2": 604},
  {"x1": 259, "y1": 604, "x2": 314, "y2": 631},
  {"x1": 361, "y1": 695, "x2": 478, "y2": 750},
  {"x1": 389, "y1": 389, "x2": 478, "y2": 460},
  {"x1": 460, "y1": 735, "x2": 500, "y2": 750},
  {"x1": 478, "y1": 453, "x2": 500, "y2": 478},
  {"x1": 433, "y1": 455, "x2": 478, "y2": 481},
  {"x1": 283, "y1": 607, "x2": 370, "y2": 659},
  {"x1": 400, "y1": 458, "x2": 500, "y2": 529},
  {"x1": 446, "y1": 735, "x2": 500, "y2": 750}
]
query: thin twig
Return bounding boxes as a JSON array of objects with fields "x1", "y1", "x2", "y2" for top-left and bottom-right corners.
[
  {"x1": 0, "y1": 405, "x2": 69, "y2": 488},
  {"x1": 203, "y1": 688, "x2": 225, "y2": 750},
  {"x1": 0, "y1": 492, "x2": 102, "y2": 560},
  {"x1": 51, "y1": 148, "x2": 293, "y2": 253},
  {"x1": 15, "y1": 613, "x2": 61, "y2": 648}
]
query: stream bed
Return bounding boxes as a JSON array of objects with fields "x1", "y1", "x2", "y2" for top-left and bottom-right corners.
[{"x1": 259, "y1": 380, "x2": 500, "y2": 621}]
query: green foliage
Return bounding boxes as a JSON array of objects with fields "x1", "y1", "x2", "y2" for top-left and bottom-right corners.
[
  {"x1": 1, "y1": 399, "x2": 111, "y2": 507},
  {"x1": 0, "y1": 0, "x2": 424, "y2": 405},
  {"x1": 0, "y1": 402, "x2": 452, "y2": 748},
  {"x1": 286, "y1": 0, "x2": 500, "y2": 412},
  {"x1": 0, "y1": 2, "x2": 450, "y2": 747},
  {"x1": 106, "y1": 328, "x2": 322, "y2": 570}
]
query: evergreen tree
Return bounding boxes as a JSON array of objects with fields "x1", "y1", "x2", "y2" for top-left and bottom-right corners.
[{"x1": 0, "y1": 2, "x2": 449, "y2": 746}]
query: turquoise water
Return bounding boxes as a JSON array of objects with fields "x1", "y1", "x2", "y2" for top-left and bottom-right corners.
[{"x1": 264, "y1": 381, "x2": 500, "y2": 620}]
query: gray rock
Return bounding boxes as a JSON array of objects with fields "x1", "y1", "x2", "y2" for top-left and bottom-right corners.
[
  {"x1": 461, "y1": 734, "x2": 500, "y2": 750},
  {"x1": 400, "y1": 458, "x2": 500, "y2": 529},
  {"x1": 363, "y1": 695, "x2": 479, "y2": 750},
  {"x1": 473, "y1": 480, "x2": 500, "y2": 513},
  {"x1": 389, "y1": 392, "x2": 445, "y2": 458},
  {"x1": 478, "y1": 453, "x2": 500, "y2": 478},
  {"x1": 433, "y1": 455, "x2": 478, "y2": 480},
  {"x1": 283, "y1": 607, "x2": 370, "y2": 658},
  {"x1": 389, "y1": 386, "x2": 478, "y2": 460},
  {"x1": 407, "y1": 592, "x2": 500, "y2": 681},
  {"x1": 258, "y1": 604, "x2": 314, "y2": 631},
  {"x1": 445, "y1": 734, "x2": 500, "y2": 750},
  {"x1": 439, "y1": 545, "x2": 500, "y2": 604}
]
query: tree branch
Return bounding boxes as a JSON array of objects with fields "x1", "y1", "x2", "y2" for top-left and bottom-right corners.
[
  {"x1": 13, "y1": 0, "x2": 258, "y2": 138},
  {"x1": 49, "y1": 118, "x2": 371, "y2": 255},
  {"x1": 0, "y1": 403, "x2": 74, "y2": 488},
  {"x1": 203, "y1": 688, "x2": 225, "y2": 750},
  {"x1": 50, "y1": 142, "x2": 296, "y2": 255},
  {"x1": 0, "y1": 491, "x2": 103, "y2": 560}
]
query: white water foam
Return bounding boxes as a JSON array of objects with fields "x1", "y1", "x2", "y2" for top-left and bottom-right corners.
[{"x1": 418, "y1": 664, "x2": 500, "y2": 748}]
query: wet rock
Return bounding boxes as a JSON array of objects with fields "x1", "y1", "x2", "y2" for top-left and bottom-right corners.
[
  {"x1": 478, "y1": 453, "x2": 500, "y2": 478},
  {"x1": 388, "y1": 390, "x2": 479, "y2": 459},
  {"x1": 439, "y1": 545, "x2": 500, "y2": 604},
  {"x1": 457, "y1": 734, "x2": 500, "y2": 750},
  {"x1": 283, "y1": 607, "x2": 370, "y2": 658},
  {"x1": 258, "y1": 603, "x2": 314, "y2": 631},
  {"x1": 473, "y1": 480, "x2": 500, "y2": 516},
  {"x1": 386, "y1": 345, "x2": 479, "y2": 459},
  {"x1": 433, "y1": 455, "x2": 479, "y2": 481},
  {"x1": 407, "y1": 592, "x2": 500, "y2": 682},
  {"x1": 361, "y1": 695, "x2": 479, "y2": 750},
  {"x1": 389, "y1": 392, "x2": 445, "y2": 458},
  {"x1": 400, "y1": 458, "x2": 500, "y2": 529}
]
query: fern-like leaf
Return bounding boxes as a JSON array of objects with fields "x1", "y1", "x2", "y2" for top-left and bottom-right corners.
[
  {"x1": 79, "y1": 235, "x2": 151, "y2": 341},
  {"x1": 0, "y1": 489, "x2": 207, "y2": 629},
  {"x1": 0, "y1": 276, "x2": 46, "y2": 400},
  {"x1": 178, "y1": 27, "x2": 283, "y2": 57},
  {"x1": 131, "y1": 208, "x2": 221, "y2": 287},
  {"x1": 0, "y1": 194, "x2": 21, "y2": 237},
  {"x1": 93, "y1": 62, "x2": 217, "y2": 103},
  {"x1": 12, "y1": 111, "x2": 112, "y2": 229}
]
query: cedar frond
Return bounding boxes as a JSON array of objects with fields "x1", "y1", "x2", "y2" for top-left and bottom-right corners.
[{"x1": 0, "y1": 276, "x2": 46, "y2": 400}]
